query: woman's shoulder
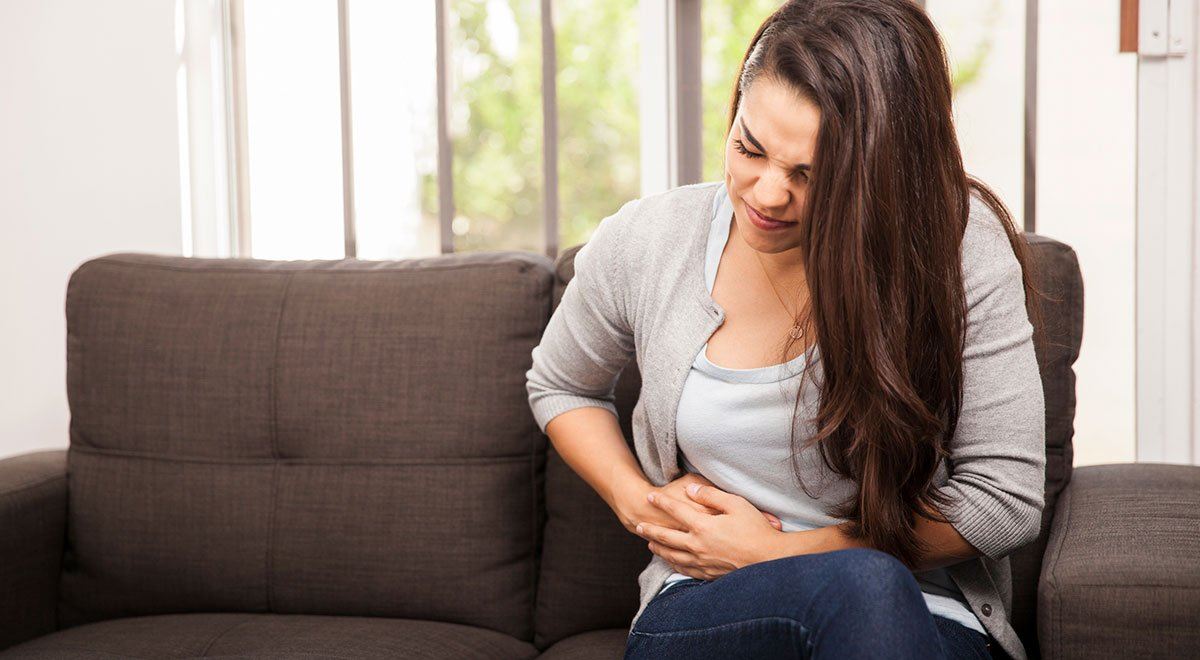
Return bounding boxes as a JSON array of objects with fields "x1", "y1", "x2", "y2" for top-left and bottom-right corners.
[
  {"x1": 961, "y1": 187, "x2": 1027, "y2": 310},
  {"x1": 615, "y1": 180, "x2": 723, "y2": 235},
  {"x1": 964, "y1": 188, "x2": 1008, "y2": 239},
  {"x1": 587, "y1": 180, "x2": 722, "y2": 270},
  {"x1": 962, "y1": 189, "x2": 1020, "y2": 269}
]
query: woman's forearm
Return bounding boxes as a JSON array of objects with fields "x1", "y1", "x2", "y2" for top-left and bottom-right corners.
[
  {"x1": 544, "y1": 406, "x2": 651, "y2": 525},
  {"x1": 759, "y1": 503, "x2": 980, "y2": 572}
]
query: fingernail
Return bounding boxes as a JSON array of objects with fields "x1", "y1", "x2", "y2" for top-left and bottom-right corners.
[
  {"x1": 636, "y1": 523, "x2": 644, "y2": 533},
  {"x1": 687, "y1": 484, "x2": 700, "y2": 495},
  {"x1": 647, "y1": 492, "x2": 656, "y2": 503}
]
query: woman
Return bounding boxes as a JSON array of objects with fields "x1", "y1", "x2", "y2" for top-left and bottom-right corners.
[{"x1": 525, "y1": 1, "x2": 1047, "y2": 658}]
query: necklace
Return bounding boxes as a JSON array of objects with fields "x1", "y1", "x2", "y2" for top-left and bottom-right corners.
[{"x1": 752, "y1": 249, "x2": 808, "y2": 341}]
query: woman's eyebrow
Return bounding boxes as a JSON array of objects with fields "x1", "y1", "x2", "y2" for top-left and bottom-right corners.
[{"x1": 740, "y1": 116, "x2": 811, "y2": 176}]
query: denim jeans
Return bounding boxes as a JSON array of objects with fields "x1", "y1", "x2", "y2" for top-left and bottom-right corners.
[{"x1": 624, "y1": 547, "x2": 996, "y2": 660}]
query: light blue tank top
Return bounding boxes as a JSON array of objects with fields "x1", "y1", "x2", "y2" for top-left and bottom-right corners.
[{"x1": 660, "y1": 182, "x2": 987, "y2": 636}]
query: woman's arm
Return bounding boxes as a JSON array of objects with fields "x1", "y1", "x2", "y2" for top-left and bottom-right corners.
[
  {"x1": 932, "y1": 206, "x2": 1047, "y2": 562},
  {"x1": 525, "y1": 202, "x2": 637, "y2": 433},
  {"x1": 760, "y1": 504, "x2": 979, "y2": 572},
  {"x1": 544, "y1": 406, "x2": 654, "y2": 531},
  {"x1": 525, "y1": 200, "x2": 649, "y2": 527}
]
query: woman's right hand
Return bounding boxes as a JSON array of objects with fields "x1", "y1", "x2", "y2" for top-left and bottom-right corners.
[{"x1": 613, "y1": 470, "x2": 783, "y2": 535}]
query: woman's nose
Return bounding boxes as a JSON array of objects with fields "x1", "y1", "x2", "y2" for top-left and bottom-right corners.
[{"x1": 755, "y1": 183, "x2": 791, "y2": 215}]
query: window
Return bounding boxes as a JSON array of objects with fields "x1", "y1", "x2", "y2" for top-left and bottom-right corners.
[
  {"x1": 553, "y1": 1, "x2": 641, "y2": 252},
  {"x1": 348, "y1": 0, "x2": 440, "y2": 260},
  {"x1": 446, "y1": 0, "x2": 545, "y2": 254},
  {"x1": 241, "y1": 0, "x2": 345, "y2": 260}
]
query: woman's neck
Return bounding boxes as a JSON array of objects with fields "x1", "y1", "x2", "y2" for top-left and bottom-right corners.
[{"x1": 730, "y1": 210, "x2": 808, "y2": 290}]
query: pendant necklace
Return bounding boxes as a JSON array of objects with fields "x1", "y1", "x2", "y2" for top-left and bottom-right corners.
[{"x1": 752, "y1": 249, "x2": 808, "y2": 341}]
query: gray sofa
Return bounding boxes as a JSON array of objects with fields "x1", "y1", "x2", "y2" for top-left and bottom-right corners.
[{"x1": 0, "y1": 233, "x2": 1196, "y2": 659}]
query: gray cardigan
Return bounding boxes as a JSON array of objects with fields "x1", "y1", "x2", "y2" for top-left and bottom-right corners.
[{"x1": 525, "y1": 181, "x2": 1046, "y2": 660}]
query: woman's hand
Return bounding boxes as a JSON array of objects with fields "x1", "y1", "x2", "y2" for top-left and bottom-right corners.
[
  {"x1": 614, "y1": 471, "x2": 782, "y2": 536},
  {"x1": 632, "y1": 483, "x2": 785, "y2": 580}
]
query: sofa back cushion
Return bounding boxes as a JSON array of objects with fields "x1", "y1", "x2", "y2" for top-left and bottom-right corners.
[
  {"x1": 534, "y1": 233, "x2": 1084, "y2": 650},
  {"x1": 1010, "y1": 234, "x2": 1084, "y2": 650},
  {"x1": 61, "y1": 252, "x2": 553, "y2": 642}
]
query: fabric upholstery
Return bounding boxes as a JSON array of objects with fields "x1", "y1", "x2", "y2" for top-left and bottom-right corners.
[
  {"x1": 0, "y1": 449, "x2": 67, "y2": 651},
  {"x1": 58, "y1": 252, "x2": 552, "y2": 641},
  {"x1": 535, "y1": 629, "x2": 631, "y2": 659},
  {"x1": 0, "y1": 612, "x2": 539, "y2": 659},
  {"x1": 1008, "y1": 234, "x2": 1085, "y2": 654},
  {"x1": 1038, "y1": 463, "x2": 1200, "y2": 659}
]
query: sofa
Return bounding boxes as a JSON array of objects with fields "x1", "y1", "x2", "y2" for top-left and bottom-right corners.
[{"x1": 0, "y1": 232, "x2": 1197, "y2": 659}]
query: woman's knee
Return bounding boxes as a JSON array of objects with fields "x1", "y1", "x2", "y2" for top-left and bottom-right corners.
[
  {"x1": 728, "y1": 546, "x2": 923, "y2": 612},
  {"x1": 719, "y1": 548, "x2": 926, "y2": 634},
  {"x1": 819, "y1": 547, "x2": 924, "y2": 605}
]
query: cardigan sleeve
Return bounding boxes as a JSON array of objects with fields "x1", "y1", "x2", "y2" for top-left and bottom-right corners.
[
  {"x1": 935, "y1": 199, "x2": 1047, "y2": 561},
  {"x1": 525, "y1": 201, "x2": 638, "y2": 435}
]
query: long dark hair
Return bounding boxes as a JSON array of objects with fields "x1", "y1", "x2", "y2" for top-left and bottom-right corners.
[{"x1": 727, "y1": 0, "x2": 1048, "y2": 568}]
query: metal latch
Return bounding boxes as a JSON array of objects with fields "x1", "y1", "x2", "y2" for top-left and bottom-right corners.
[{"x1": 1141, "y1": 0, "x2": 1191, "y2": 57}]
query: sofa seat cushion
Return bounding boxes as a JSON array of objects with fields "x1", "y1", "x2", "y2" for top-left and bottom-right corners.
[
  {"x1": 1038, "y1": 463, "x2": 1200, "y2": 657},
  {"x1": 0, "y1": 613, "x2": 539, "y2": 659},
  {"x1": 534, "y1": 629, "x2": 629, "y2": 658}
]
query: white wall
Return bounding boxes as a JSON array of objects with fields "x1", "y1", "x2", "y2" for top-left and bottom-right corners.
[
  {"x1": 1036, "y1": 0, "x2": 1137, "y2": 466},
  {"x1": 0, "y1": 1, "x2": 183, "y2": 459}
]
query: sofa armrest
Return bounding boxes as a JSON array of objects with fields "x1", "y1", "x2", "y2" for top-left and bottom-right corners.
[
  {"x1": 0, "y1": 449, "x2": 67, "y2": 652},
  {"x1": 1037, "y1": 462, "x2": 1200, "y2": 659}
]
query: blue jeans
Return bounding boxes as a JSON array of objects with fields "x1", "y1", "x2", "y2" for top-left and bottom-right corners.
[{"x1": 624, "y1": 547, "x2": 996, "y2": 659}]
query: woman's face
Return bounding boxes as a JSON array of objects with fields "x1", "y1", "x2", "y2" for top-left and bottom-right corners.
[{"x1": 724, "y1": 77, "x2": 820, "y2": 254}]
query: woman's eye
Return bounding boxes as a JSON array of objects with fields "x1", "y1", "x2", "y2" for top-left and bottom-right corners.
[{"x1": 732, "y1": 138, "x2": 763, "y2": 159}]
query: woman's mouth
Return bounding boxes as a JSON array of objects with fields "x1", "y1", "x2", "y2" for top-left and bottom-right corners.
[{"x1": 745, "y1": 202, "x2": 795, "y2": 231}]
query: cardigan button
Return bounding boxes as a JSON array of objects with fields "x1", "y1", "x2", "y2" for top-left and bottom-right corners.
[{"x1": 981, "y1": 603, "x2": 992, "y2": 617}]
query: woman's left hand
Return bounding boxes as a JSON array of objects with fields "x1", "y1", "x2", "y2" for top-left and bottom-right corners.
[{"x1": 633, "y1": 483, "x2": 785, "y2": 580}]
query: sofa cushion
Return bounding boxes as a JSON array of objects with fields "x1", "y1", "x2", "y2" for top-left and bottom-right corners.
[
  {"x1": 1037, "y1": 463, "x2": 1200, "y2": 658},
  {"x1": 0, "y1": 449, "x2": 67, "y2": 651},
  {"x1": 534, "y1": 629, "x2": 630, "y2": 659},
  {"x1": 1008, "y1": 234, "x2": 1085, "y2": 653},
  {"x1": 60, "y1": 252, "x2": 555, "y2": 641},
  {"x1": 0, "y1": 613, "x2": 539, "y2": 659}
]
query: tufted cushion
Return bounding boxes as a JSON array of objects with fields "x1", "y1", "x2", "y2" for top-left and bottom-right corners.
[{"x1": 60, "y1": 252, "x2": 553, "y2": 641}]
